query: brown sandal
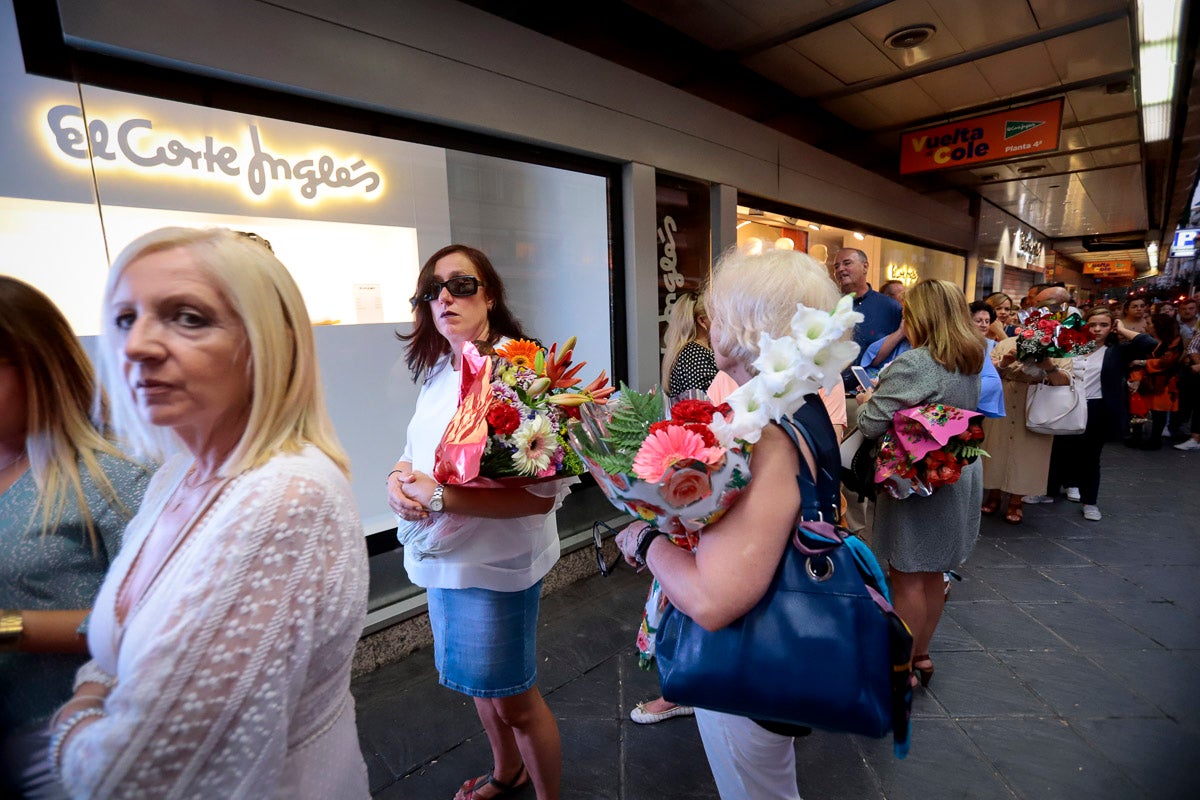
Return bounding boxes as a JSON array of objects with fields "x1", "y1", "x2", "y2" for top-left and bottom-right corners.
[
  {"x1": 981, "y1": 489, "x2": 1001, "y2": 515},
  {"x1": 1004, "y1": 497, "x2": 1023, "y2": 525}
]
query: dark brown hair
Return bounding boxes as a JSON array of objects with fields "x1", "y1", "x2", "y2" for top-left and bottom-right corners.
[{"x1": 397, "y1": 244, "x2": 529, "y2": 381}]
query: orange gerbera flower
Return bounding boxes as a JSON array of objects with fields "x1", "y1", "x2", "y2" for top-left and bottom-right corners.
[{"x1": 496, "y1": 339, "x2": 541, "y2": 370}]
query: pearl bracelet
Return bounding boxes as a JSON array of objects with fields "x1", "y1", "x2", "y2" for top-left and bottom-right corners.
[{"x1": 49, "y1": 707, "x2": 105, "y2": 775}]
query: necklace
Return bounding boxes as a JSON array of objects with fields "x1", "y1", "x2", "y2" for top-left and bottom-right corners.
[
  {"x1": 0, "y1": 450, "x2": 27, "y2": 472},
  {"x1": 164, "y1": 465, "x2": 222, "y2": 515}
]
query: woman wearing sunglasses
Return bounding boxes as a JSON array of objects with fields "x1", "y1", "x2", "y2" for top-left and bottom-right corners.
[{"x1": 387, "y1": 245, "x2": 574, "y2": 800}]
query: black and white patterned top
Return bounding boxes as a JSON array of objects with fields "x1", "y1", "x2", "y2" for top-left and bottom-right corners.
[{"x1": 668, "y1": 341, "x2": 718, "y2": 396}]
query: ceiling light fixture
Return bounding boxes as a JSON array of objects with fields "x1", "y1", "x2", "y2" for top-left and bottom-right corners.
[
  {"x1": 853, "y1": 232, "x2": 866, "y2": 241},
  {"x1": 1017, "y1": 165, "x2": 1047, "y2": 175},
  {"x1": 1137, "y1": 0, "x2": 1184, "y2": 142},
  {"x1": 809, "y1": 223, "x2": 821, "y2": 231},
  {"x1": 884, "y1": 24, "x2": 937, "y2": 50},
  {"x1": 736, "y1": 220, "x2": 751, "y2": 229}
]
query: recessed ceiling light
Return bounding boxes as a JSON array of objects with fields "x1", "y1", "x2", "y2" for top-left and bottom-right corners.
[
  {"x1": 1048, "y1": 184, "x2": 1061, "y2": 188},
  {"x1": 884, "y1": 24, "x2": 937, "y2": 49}
]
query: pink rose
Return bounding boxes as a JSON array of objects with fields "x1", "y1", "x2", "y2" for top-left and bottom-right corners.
[
  {"x1": 1022, "y1": 330, "x2": 1036, "y2": 339},
  {"x1": 659, "y1": 465, "x2": 714, "y2": 508}
]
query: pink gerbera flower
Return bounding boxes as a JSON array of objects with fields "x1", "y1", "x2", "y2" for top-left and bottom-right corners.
[{"x1": 632, "y1": 425, "x2": 725, "y2": 483}]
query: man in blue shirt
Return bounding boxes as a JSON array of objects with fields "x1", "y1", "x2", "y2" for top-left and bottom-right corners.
[{"x1": 834, "y1": 247, "x2": 902, "y2": 390}]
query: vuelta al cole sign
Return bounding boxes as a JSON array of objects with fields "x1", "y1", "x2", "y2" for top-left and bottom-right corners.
[
  {"x1": 899, "y1": 98, "x2": 1064, "y2": 175},
  {"x1": 43, "y1": 105, "x2": 383, "y2": 203}
]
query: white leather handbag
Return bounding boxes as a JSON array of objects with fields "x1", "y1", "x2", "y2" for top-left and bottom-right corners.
[{"x1": 1025, "y1": 377, "x2": 1087, "y2": 435}]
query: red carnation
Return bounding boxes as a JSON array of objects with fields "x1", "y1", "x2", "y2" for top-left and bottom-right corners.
[
  {"x1": 684, "y1": 423, "x2": 718, "y2": 448},
  {"x1": 649, "y1": 420, "x2": 684, "y2": 436},
  {"x1": 671, "y1": 399, "x2": 718, "y2": 424},
  {"x1": 487, "y1": 402, "x2": 521, "y2": 436}
]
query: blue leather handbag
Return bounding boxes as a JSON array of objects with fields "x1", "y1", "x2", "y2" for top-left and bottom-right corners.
[{"x1": 654, "y1": 396, "x2": 913, "y2": 757}]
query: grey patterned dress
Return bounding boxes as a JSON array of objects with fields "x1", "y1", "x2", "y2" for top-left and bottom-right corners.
[
  {"x1": 0, "y1": 452, "x2": 152, "y2": 731},
  {"x1": 857, "y1": 347, "x2": 983, "y2": 572}
]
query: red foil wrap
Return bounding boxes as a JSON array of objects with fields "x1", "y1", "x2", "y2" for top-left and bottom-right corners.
[{"x1": 433, "y1": 342, "x2": 493, "y2": 485}]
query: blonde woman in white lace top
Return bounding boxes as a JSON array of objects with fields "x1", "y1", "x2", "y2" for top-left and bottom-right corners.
[{"x1": 48, "y1": 228, "x2": 370, "y2": 799}]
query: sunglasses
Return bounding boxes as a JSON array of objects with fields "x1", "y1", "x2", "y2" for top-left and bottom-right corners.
[
  {"x1": 411, "y1": 276, "x2": 485, "y2": 308},
  {"x1": 593, "y1": 520, "x2": 623, "y2": 577}
]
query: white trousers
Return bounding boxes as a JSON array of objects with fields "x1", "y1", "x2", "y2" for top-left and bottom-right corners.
[{"x1": 694, "y1": 709, "x2": 802, "y2": 800}]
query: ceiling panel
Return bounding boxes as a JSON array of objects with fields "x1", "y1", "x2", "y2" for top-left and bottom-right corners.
[
  {"x1": 857, "y1": 79, "x2": 945, "y2": 125},
  {"x1": 1045, "y1": 19, "x2": 1133, "y2": 83},
  {"x1": 927, "y1": 0, "x2": 1040, "y2": 49},
  {"x1": 743, "y1": 44, "x2": 843, "y2": 95},
  {"x1": 1066, "y1": 85, "x2": 1138, "y2": 120},
  {"x1": 622, "y1": 0, "x2": 763, "y2": 50},
  {"x1": 974, "y1": 42, "x2": 1061, "y2": 97},
  {"x1": 1091, "y1": 143, "x2": 1142, "y2": 166},
  {"x1": 1027, "y1": 0, "x2": 1130, "y2": 29},
  {"x1": 849, "y1": 0, "x2": 965, "y2": 69},
  {"x1": 1060, "y1": 128, "x2": 1090, "y2": 150},
  {"x1": 912, "y1": 63, "x2": 997, "y2": 112},
  {"x1": 820, "y1": 93, "x2": 895, "y2": 129},
  {"x1": 735, "y1": 0, "x2": 835, "y2": 30},
  {"x1": 1080, "y1": 116, "x2": 1140, "y2": 148},
  {"x1": 790, "y1": 21, "x2": 899, "y2": 84}
]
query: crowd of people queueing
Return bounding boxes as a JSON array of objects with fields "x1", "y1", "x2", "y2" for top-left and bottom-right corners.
[{"x1": 5, "y1": 226, "x2": 1198, "y2": 800}]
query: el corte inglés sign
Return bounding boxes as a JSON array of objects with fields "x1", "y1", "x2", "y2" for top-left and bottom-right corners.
[{"x1": 43, "y1": 104, "x2": 383, "y2": 204}]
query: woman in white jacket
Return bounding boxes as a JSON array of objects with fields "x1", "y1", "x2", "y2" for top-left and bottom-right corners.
[{"x1": 49, "y1": 227, "x2": 370, "y2": 799}]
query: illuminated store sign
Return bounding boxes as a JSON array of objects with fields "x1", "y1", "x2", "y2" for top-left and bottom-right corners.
[
  {"x1": 887, "y1": 263, "x2": 920, "y2": 286},
  {"x1": 1083, "y1": 260, "x2": 1134, "y2": 278},
  {"x1": 899, "y1": 98, "x2": 1063, "y2": 175},
  {"x1": 1015, "y1": 229, "x2": 1043, "y2": 264},
  {"x1": 43, "y1": 105, "x2": 383, "y2": 204}
]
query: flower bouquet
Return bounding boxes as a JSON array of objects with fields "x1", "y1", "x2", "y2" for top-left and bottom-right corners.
[
  {"x1": 873, "y1": 404, "x2": 988, "y2": 500},
  {"x1": 433, "y1": 336, "x2": 614, "y2": 488},
  {"x1": 1013, "y1": 310, "x2": 1097, "y2": 366},
  {"x1": 568, "y1": 295, "x2": 863, "y2": 665}
]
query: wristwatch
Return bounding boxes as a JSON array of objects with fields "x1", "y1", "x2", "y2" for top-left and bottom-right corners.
[
  {"x1": 0, "y1": 609, "x2": 23, "y2": 653},
  {"x1": 429, "y1": 484, "x2": 445, "y2": 513}
]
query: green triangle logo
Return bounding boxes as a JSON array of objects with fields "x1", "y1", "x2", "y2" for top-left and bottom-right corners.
[{"x1": 1005, "y1": 120, "x2": 1044, "y2": 139}]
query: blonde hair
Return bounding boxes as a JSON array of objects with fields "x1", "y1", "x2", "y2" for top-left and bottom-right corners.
[
  {"x1": 100, "y1": 227, "x2": 350, "y2": 477},
  {"x1": 0, "y1": 277, "x2": 139, "y2": 547},
  {"x1": 660, "y1": 292, "x2": 707, "y2": 391},
  {"x1": 903, "y1": 280, "x2": 985, "y2": 374},
  {"x1": 707, "y1": 247, "x2": 842, "y2": 371}
]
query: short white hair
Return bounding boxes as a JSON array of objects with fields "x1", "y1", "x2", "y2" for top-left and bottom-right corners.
[{"x1": 707, "y1": 247, "x2": 843, "y2": 371}]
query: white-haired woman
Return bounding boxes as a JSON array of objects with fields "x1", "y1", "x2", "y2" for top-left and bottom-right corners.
[
  {"x1": 615, "y1": 248, "x2": 847, "y2": 800},
  {"x1": 48, "y1": 228, "x2": 370, "y2": 798}
]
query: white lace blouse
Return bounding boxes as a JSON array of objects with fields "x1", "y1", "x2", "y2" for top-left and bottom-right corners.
[{"x1": 62, "y1": 446, "x2": 370, "y2": 799}]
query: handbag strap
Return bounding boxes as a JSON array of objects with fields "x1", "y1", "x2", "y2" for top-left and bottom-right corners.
[{"x1": 779, "y1": 394, "x2": 841, "y2": 523}]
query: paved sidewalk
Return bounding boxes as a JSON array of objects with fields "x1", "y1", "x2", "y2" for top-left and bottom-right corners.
[{"x1": 354, "y1": 443, "x2": 1200, "y2": 799}]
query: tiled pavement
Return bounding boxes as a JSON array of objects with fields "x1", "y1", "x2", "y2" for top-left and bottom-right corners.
[{"x1": 353, "y1": 443, "x2": 1200, "y2": 799}]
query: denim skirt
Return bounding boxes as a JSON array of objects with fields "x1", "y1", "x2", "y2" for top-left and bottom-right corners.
[{"x1": 426, "y1": 580, "x2": 542, "y2": 698}]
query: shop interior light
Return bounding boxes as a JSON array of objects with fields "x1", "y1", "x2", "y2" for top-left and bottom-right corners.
[
  {"x1": 1147, "y1": 240, "x2": 1160, "y2": 269},
  {"x1": 808, "y1": 223, "x2": 821, "y2": 231},
  {"x1": 736, "y1": 220, "x2": 751, "y2": 229},
  {"x1": 853, "y1": 231, "x2": 865, "y2": 241},
  {"x1": 1137, "y1": 0, "x2": 1184, "y2": 142}
]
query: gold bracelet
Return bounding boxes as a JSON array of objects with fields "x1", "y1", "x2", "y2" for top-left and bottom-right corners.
[{"x1": 0, "y1": 609, "x2": 23, "y2": 653}]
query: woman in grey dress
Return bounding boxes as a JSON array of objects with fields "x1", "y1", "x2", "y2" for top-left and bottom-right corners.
[
  {"x1": 857, "y1": 280, "x2": 984, "y2": 690},
  {"x1": 0, "y1": 276, "x2": 152, "y2": 798}
]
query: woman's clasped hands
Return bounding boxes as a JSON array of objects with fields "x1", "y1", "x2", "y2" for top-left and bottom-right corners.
[{"x1": 387, "y1": 468, "x2": 433, "y2": 521}]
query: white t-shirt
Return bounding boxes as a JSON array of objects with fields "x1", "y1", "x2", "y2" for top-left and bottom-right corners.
[
  {"x1": 1077, "y1": 344, "x2": 1107, "y2": 400},
  {"x1": 398, "y1": 355, "x2": 573, "y2": 592}
]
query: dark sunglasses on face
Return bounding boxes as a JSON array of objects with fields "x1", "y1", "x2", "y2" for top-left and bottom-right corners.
[{"x1": 410, "y1": 276, "x2": 485, "y2": 308}]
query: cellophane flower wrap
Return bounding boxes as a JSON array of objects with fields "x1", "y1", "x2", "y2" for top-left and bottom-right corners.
[
  {"x1": 568, "y1": 295, "x2": 863, "y2": 666},
  {"x1": 1013, "y1": 310, "x2": 1098, "y2": 363},
  {"x1": 432, "y1": 336, "x2": 614, "y2": 488},
  {"x1": 873, "y1": 404, "x2": 988, "y2": 500}
]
